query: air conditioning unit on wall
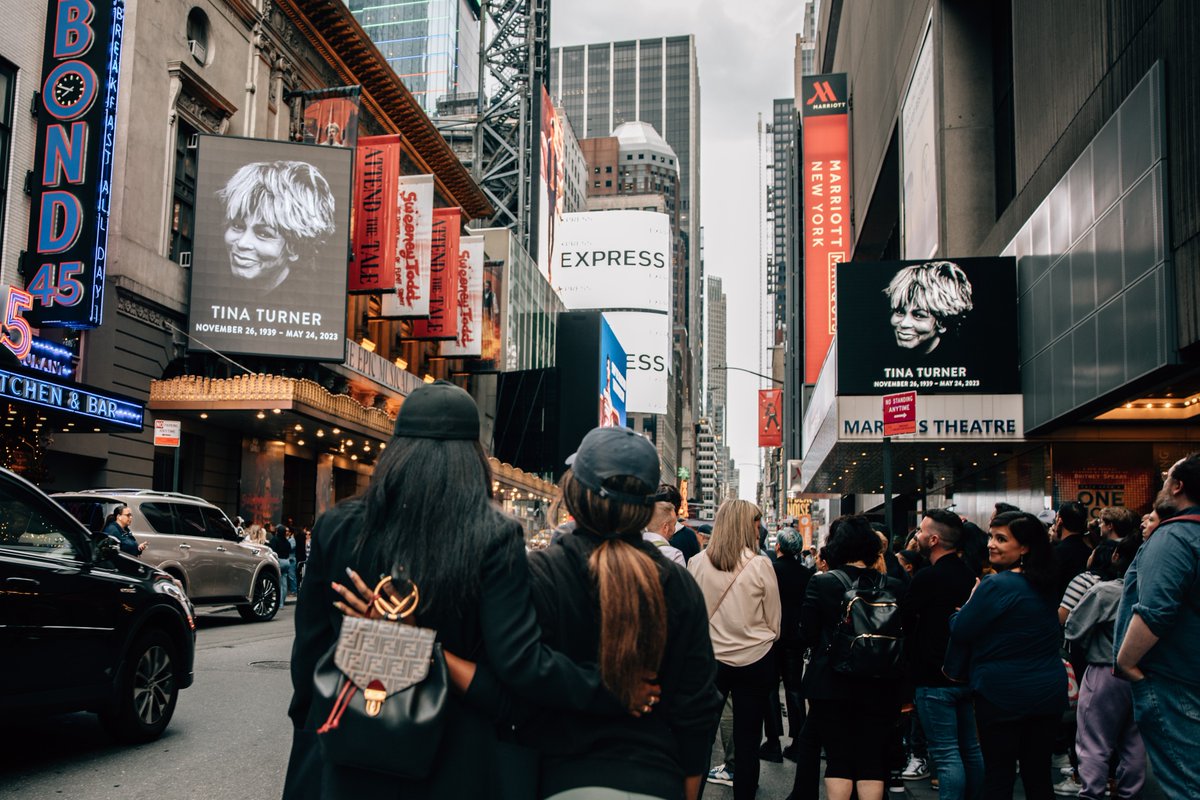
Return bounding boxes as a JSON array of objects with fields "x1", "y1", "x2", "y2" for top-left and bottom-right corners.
[{"x1": 188, "y1": 39, "x2": 207, "y2": 64}]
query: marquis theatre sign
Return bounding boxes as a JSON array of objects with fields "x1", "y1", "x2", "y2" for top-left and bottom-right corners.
[{"x1": 24, "y1": 0, "x2": 126, "y2": 328}]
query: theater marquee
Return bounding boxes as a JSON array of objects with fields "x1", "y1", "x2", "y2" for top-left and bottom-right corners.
[{"x1": 25, "y1": 0, "x2": 127, "y2": 328}]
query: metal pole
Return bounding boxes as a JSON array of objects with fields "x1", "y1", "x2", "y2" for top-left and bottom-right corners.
[
  {"x1": 172, "y1": 446, "x2": 181, "y2": 493},
  {"x1": 882, "y1": 435, "x2": 893, "y2": 540}
]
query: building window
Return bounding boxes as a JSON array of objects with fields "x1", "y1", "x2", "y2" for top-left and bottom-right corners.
[
  {"x1": 186, "y1": 8, "x2": 210, "y2": 66},
  {"x1": 638, "y1": 153, "x2": 645, "y2": 159},
  {"x1": 0, "y1": 60, "x2": 13, "y2": 259},
  {"x1": 593, "y1": 166, "x2": 600, "y2": 174},
  {"x1": 605, "y1": 180, "x2": 612, "y2": 187},
  {"x1": 593, "y1": 181, "x2": 600, "y2": 188},
  {"x1": 605, "y1": 165, "x2": 612, "y2": 173},
  {"x1": 627, "y1": 154, "x2": 633, "y2": 160},
  {"x1": 169, "y1": 120, "x2": 199, "y2": 266}
]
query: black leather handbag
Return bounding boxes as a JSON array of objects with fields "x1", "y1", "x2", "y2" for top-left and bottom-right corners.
[{"x1": 312, "y1": 577, "x2": 449, "y2": 778}]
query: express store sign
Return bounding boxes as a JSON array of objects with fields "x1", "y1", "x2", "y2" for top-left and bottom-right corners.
[{"x1": 24, "y1": 0, "x2": 126, "y2": 328}]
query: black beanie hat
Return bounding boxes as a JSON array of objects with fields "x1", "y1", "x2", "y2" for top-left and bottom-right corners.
[{"x1": 392, "y1": 380, "x2": 480, "y2": 441}]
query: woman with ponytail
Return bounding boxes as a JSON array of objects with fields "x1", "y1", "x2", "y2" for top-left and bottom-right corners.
[
  {"x1": 495, "y1": 425, "x2": 720, "y2": 800},
  {"x1": 687, "y1": 498, "x2": 782, "y2": 800}
]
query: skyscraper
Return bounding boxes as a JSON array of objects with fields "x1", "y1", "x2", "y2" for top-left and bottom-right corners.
[
  {"x1": 346, "y1": 0, "x2": 480, "y2": 118},
  {"x1": 551, "y1": 36, "x2": 702, "y2": 425},
  {"x1": 769, "y1": 98, "x2": 798, "y2": 349},
  {"x1": 706, "y1": 275, "x2": 735, "y2": 501}
]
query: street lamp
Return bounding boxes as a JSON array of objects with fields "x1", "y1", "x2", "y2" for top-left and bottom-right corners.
[{"x1": 714, "y1": 364, "x2": 784, "y2": 385}]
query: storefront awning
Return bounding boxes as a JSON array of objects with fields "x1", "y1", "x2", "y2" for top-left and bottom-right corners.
[
  {"x1": 149, "y1": 374, "x2": 394, "y2": 442},
  {"x1": 0, "y1": 365, "x2": 144, "y2": 433}
]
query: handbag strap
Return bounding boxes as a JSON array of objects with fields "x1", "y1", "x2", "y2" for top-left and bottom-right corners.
[{"x1": 709, "y1": 554, "x2": 753, "y2": 621}]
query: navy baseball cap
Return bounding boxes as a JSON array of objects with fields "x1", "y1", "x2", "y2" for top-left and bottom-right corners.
[{"x1": 566, "y1": 426, "x2": 661, "y2": 506}]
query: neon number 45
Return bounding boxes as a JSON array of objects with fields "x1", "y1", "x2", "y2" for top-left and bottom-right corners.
[
  {"x1": 28, "y1": 262, "x2": 85, "y2": 307},
  {"x1": 2, "y1": 287, "x2": 33, "y2": 361}
]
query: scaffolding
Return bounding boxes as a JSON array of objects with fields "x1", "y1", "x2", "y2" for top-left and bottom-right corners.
[{"x1": 436, "y1": 0, "x2": 549, "y2": 259}]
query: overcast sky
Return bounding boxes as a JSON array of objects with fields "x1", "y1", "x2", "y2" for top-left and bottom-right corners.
[{"x1": 553, "y1": 0, "x2": 809, "y2": 500}]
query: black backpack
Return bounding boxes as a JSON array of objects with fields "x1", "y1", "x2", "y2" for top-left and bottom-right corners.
[{"x1": 828, "y1": 569, "x2": 903, "y2": 679}]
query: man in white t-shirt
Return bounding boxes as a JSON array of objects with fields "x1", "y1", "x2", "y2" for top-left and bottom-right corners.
[{"x1": 643, "y1": 500, "x2": 686, "y2": 566}]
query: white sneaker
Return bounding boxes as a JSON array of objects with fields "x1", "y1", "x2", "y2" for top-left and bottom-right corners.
[
  {"x1": 1051, "y1": 753, "x2": 1072, "y2": 769},
  {"x1": 707, "y1": 764, "x2": 734, "y2": 786},
  {"x1": 900, "y1": 755, "x2": 930, "y2": 780},
  {"x1": 1053, "y1": 775, "x2": 1082, "y2": 796}
]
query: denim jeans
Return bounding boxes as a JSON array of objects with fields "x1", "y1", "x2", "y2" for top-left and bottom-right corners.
[
  {"x1": 1130, "y1": 673, "x2": 1200, "y2": 798},
  {"x1": 914, "y1": 685, "x2": 984, "y2": 800},
  {"x1": 280, "y1": 558, "x2": 298, "y2": 596}
]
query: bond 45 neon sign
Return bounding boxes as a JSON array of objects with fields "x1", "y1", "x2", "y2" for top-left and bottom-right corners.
[{"x1": 24, "y1": 0, "x2": 126, "y2": 328}]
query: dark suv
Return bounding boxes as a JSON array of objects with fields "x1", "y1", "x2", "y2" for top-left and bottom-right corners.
[{"x1": 0, "y1": 469, "x2": 195, "y2": 742}]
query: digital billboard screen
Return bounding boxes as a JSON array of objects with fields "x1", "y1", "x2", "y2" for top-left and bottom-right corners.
[
  {"x1": 187, "y1": 136, "x2": 352, "y2": 361},
  {"x1": 836, "y1": 257, "x2": 1019, "y2": 395}
]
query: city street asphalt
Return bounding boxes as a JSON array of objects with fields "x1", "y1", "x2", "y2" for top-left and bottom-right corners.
[{"x1": 0, "y1": 603, "x2": 1165, "y2": 800}]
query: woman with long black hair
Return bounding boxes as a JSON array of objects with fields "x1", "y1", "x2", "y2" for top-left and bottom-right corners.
[
  {"x1": 282, "y1": 383, "x2": 642, "y2": 799},
  {"x1": 946, "y1": 510, "x2": 1067, "y2": 800}
]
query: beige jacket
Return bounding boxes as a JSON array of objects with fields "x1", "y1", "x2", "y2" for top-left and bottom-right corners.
[{"x1": 688, "y1": 548, "x2": 781, "y2": 666}]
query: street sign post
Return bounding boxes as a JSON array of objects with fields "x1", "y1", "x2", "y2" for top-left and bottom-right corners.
[
  {"x1": 881, "y1": 391, "x2": 917, "y2": 543},
  {"x1": 882, "y1": 391, "x2": 917, "y2": 436},
  {"x1": 154, "y1": 420, "x2": 182, "y2": 492}
]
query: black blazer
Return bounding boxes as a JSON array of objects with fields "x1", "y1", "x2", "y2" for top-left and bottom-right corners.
[{"x1": 283, "y1": 498, "x2": 618, "y2": 800}]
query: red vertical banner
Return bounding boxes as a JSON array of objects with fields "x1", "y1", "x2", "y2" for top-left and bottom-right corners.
[
  {"x1": 350, "y1": 135, "x2": 401, "y2": 293},
  {"x1": 441, "y1": 235, "x2": 485, "y2": 358},
  {"x1": 410, "y1": 208, "x2": 461, "y2": 340},
  {"x1": 759, "y1": 388, "x2": 783, "y2": 447},
  {"x1": 801, "y1": 73, "x2": 851, "y2": 384}
]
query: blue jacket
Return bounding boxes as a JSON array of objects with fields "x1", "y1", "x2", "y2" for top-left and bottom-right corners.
[
  {"x1": 102, "y1": 521, "x2": 141, "y2": 557},
  {"x1": 1114, "y1": 508, "x2": 1200, "y2": 686},
  {"x1": 947, "y1": 570, "x2": 1066, "y2": 717}
]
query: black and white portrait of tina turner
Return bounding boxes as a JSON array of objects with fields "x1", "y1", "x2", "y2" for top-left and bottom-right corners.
[
  {"x1": 836, "y1": 257, "x2": 1019, "y2": 395},
  {"x1": 188, "y1": 135, "x2": 352, "y2": 361}
]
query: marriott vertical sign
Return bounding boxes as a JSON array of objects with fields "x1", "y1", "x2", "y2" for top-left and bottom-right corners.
[{"x1": 800, "y1": 73, "x2": 850, "y2": 384}]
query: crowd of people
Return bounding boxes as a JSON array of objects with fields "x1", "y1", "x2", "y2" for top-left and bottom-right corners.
[{"x1": 278, "y1": 379, "x2": 1200, "y2": 800}]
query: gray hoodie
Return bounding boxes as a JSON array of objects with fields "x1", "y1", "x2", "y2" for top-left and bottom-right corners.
[{"x1": 1064, "y1": 578, "x2": 1124, "y2": 666}]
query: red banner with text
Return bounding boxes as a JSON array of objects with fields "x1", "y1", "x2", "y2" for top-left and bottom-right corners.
[
  {"x1": 350, "y1": 135, "x2": 401, "y2": 293},
  {"x1": 801, "y1": 73, "x2": 850, "y2": 384},
  {"x1": 409, "y1": 208, "x2": 461, "y2": 341}
]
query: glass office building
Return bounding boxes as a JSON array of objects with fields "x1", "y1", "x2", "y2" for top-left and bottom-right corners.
[{"x1": 346, "y1": 0, "x2": 480, "y2": 117}]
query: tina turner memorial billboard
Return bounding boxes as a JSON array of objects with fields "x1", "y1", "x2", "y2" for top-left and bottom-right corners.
[
  {"x1": 187, "y1": 136, "x2": 352, "y2": 362},
  {"x1": 836, "y1": 257, "x2": 1018, "y2": 395}
]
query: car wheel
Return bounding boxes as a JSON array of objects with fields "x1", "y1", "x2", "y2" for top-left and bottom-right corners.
[
  {"x1": 237, "y1": 570, "x2": 280, "y2": 622},
  {"x1": 100, "y1": 630, "x2": 179, "y2": 743}
]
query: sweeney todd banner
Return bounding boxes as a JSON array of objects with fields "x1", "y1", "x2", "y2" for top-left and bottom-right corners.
[
  {"x1": 187, "y1": 135, "x2": 352, "y2": 362},
  {"x1": 441, "y1": 235, "x2": 485, "y2": 358},
  {"x1": 835, "y1": 257, "x2": 1019, "y2": 395},
  {"x1": 384, "y1": 174, "x2": 434, "y2": 316}
]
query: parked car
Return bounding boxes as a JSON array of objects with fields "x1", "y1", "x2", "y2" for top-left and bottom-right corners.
[
  {"x1": 53, "y1": 490, "x2": 282, "y2": 623},
  {"x1": 0, "y1": 469, "x2": 195, "y2": 742}
]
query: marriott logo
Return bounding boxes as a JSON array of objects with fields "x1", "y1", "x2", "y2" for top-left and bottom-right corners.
[{"x1": 806, "y1": 81, "x2": 839, "y2": 105}]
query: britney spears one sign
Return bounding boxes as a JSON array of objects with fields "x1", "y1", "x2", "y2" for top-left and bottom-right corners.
[{"x1": 25, "y1": 0, "x2": 126, "y2": 328}]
